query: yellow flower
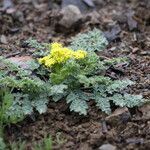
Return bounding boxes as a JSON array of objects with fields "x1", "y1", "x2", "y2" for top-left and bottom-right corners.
[
  {"x1": 45, "y1": 58, "x2": 55, "y2": 67},
  {"x1": 73, "y1": 50, "x2": 87, "y2": 59},
  {"x1": 51, "y1": 42, "x2": 63, "y2": 50},
  {"x1": 38, "y1": 42, "x2": 87, "y2": 68},
  {"x1": 51, "y1": 47, "x2": 73, "y2": 63}
]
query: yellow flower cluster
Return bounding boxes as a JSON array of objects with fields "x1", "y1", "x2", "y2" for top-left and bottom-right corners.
[{"x1": 38, "y1": 42, "x2": 87, "y2": 67}]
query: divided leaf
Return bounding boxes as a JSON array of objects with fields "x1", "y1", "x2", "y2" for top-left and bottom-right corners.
[
  {"x1": 32, "y1": 96, "x2": 49, "y2": 114},
  {"x1": 70, "y1": 28, "x2": 108, "y2": 52},
  {"x1": 50, "y1": 84, "x2": 68, "y2": 95},
  {"x1": 93, "y1": 85, "x2": 111, "y2": 114},
  {"x1": 107, "y1": 79, "x2": 135, "y2": 94},
  {"x1": 50, "y1": 84, "x2": 68, "y2": 102},
  {"x1": 110, "y1": 93, "x2": 145, "y2": 108},
  {"x1": 95, "y1": 94, "x2": 111, "y2": 114},
  {"x1": 66, "y1": 91, "x2": 89, "y2": 115}
]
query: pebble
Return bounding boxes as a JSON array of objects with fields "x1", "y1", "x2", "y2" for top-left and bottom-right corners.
[
  {"x1": 99, "y1": 144, "x2": 117, "y2": 150},
  {"x1": 62, "y1": 0, "x2": 95, "y2": 13},
  {"x1": 106, "y1": 107, "x2": 131, "y2": 126},
  {"x1": 0, "y1": 35, "x2": 8, "y2": 44}
]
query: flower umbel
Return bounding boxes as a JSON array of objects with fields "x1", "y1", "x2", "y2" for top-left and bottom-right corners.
[
  {"x1": 73, "y1": 50, "x2": 87, "y2": 59},
  {"x1": 38, "y1": 42, "x2": 87, "y2": 67}
]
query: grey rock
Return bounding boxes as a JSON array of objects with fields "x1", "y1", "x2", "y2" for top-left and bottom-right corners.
[
  {"x1": 99, "y1": 144, "x2": 117, "y2": 150},
  {"x1": 139, "y1": 104, "x2": 150, "y2": 119},
  {"x1": 126, "y1": 138, "x2": 144, "y2": 144},
  {"x1": 3, "y1": 0, "x2": 14, "y2": 9},
  {"x1": 62, "y1": 0, "x2": 95, "y2": 13},
  {"x1": 106, "y1": 107, "x2": 131, "y2": 126},
  {"x1": 104, "y1": 24, "x2": 121, "y2": 42},
  {"x1": 126, "y1": 11, "x2": 137, "y2": 31},
  {"x1": 59, "y1": 5, "x2": 82, "y2": 29},
  {"x1": 0, "y1": 35, "x2": 7, "y2": 44}
]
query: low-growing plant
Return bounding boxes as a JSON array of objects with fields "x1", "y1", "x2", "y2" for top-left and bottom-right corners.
[
  {"x1": 0, "y1": 137, "x2": 6, "y2": 150},
  {"x1": 33, "y1": 135, "x2": 52, "y2": 150},
  {"x1": 0, "y1": 89, "x2": 22, "y2": 137},
  {"x1": 0, "y1": 29, "x2": 147, "y2": 118},
  {"x1": 9, "y1": 141, "x2": 26, "y2": 150},
  {"x1": 8, "y1": 135, "x2": 52, "y2": 150},
  {"x1": 0, "y1": 56, "x2": 51, "y2": 121},
  {"x1": 37, "y1": 40, "x2": 145, "y2": 115},
  {"x1": 70, "y1": 28, "x2": 108, "y2": 52}
]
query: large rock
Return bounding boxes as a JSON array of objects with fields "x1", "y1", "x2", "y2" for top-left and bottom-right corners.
[{"x1": 58, "y1": 5, "x2": 82, "y2": 29}]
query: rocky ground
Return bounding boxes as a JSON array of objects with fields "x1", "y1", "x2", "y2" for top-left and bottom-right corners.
[{"x1": 0, "y1": 0, "x2": 150, "y2": 149}]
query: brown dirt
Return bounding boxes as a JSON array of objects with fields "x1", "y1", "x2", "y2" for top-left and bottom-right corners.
[{"x1": 0, "y1": 0, "x2": 150, "y2": 149}]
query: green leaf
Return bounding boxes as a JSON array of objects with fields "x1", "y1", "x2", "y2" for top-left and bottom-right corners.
[
  {"x1": 26, "y1": 60, "x2": 40, "y2": 71},
  {"x1": 7, "y1": 93, "x2": 31, "y2": 117},
  {"x1": 103, "y1": 57, "x2": 128, "y2": 65},
  {"x1": 124, "y1": 94, "x2": 145, "y2": 107},
  {"x1": 26, "y1": 38, "x2": 45, "y2": 50},
  {"x1": 2, "y1": 91, "x2": 13, "y2": 110},
  {"x1": 0, "y1": 137, "x2": 6, "y2": 150},
  {"x1": 66, "y1": 91, "x2": 89, "y2": 115},
  {"x1": 50, "y1": 84, "x2": 68, "y2": 95},
  {"x1": 110, "y1": 94, "x2": 126, "y2": 107},
  {"x1": 77, "y1": 75, "x2": 111, "y2": 88},
  {"x1": 32, "y1": 96, "x2": 49, "y2": 114},
  {"x1": 93, "y1": 86, "x2": 111, "y2": 114},
  {"x1": 95, "y1": 95, "x2": 111, "y2": 114},
  {"x1": 52, "y1": 94, "x2": 64, "y2": 102},
  {"x1": 70, "y1": 28, "x2": 108, "y2": 52},
  {"x1": 50, "y1": 84, "x2": 68, "y2": 102},
  {"x1": 110, "y1": 93, "x2": 145, "y2": 108},
  {"x1": 107, "y1": 79, "x2": 135, "y2": 94}
]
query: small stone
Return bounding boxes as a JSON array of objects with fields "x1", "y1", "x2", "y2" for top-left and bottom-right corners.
[
  {"x1": 59, "y1": 5, "x2": 82, "y2": 29},
  {"x1": 6, "y1": 8, "x2": 16, "y2": 14},
  {"x1": 106, "y1": 107, "x2": 131, "y2": 126},
  {"x1": 85, "y1": 11, "x2": 100, "y2": 24},
  {"x1": 3, "y1": 0, "x2": 14, "y2": 10},
  {"x1": 62, "y1": 0, "x2": 95, "y2": 13},
  {"x1": 79, "y1": 143, "x2": 92, "y2": 150},
  {"x1": 126, "y1": 11, "x2": 137, "y2": 31},
  {"x1": 139, "y1": 104, "x2": 150, "y2": 119},
  {"x1": 104, "y1": 24, "x2": 121, "y2": 42},
  {"x1": 99, "y1": 144, "x2": 117, "y2": 150},
  {"x1": 0, "y1": 35, "x2": 8, "y2": 44},
  {"x1": 126, "y1": 138, "x2": 144, "y2": 144},
  {"x1": 65, "y1": 141, "x2": 74, "y2": 148}
]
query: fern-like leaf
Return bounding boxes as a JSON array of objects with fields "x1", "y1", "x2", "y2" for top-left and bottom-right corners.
[
  {"x1": 124, "y1": 94, "x2": 145, "y2": 107},
  {"x1": 66, "y1": 91, "x2": 89, "y2": 115},
  {"x1": 32, "y1": 95, "x2": 49, "y2": 114},
  {"x1": 93, "y1": 85, "x2": 111, "y2": 114},
  {"x1": 107, "y1": 79, "x2": 135, "y2": 94},
  {"x1": 95, "y1": 95, "x2": 111, "y2": 114},
  {"x1": 110, "y1": 93, "x2": 145, "y2": 108},
  {"x1": 70, "y1": 28, "x2": 108, "y2": 52},
  {"x1": 110, "y1": 94, "x2": 126, "y2": 107}
]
